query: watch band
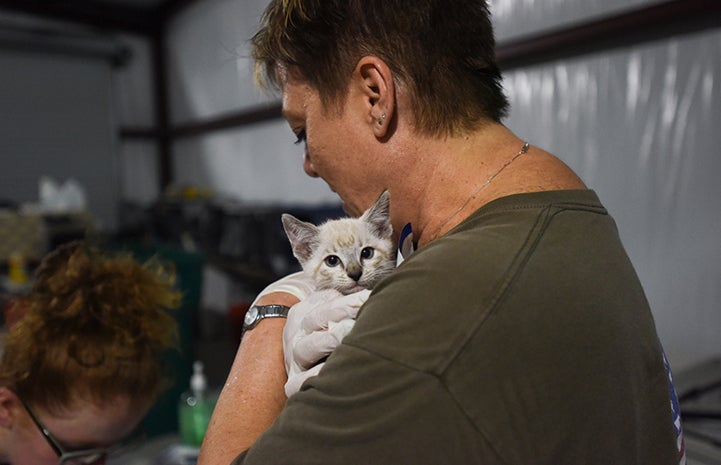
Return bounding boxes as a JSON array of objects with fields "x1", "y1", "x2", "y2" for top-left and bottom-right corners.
[{"x1": 242, "y1": 304, "x2": 291, "y2": 334}]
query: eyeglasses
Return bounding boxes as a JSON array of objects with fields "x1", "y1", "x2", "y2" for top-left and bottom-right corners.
[{"x1": 18, "y1": 395, "x2": 145, "y2": 465}]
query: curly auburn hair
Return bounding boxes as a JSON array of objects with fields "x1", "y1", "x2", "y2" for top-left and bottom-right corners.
[
  {"x1": 251, "y1": 0, "x2": 509, "y2": 137},
  {"x1": 0, "y1": 241, "x2": 180, "y2": 414}
]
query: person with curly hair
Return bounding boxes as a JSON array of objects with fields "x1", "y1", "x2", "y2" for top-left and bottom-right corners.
[{"x1": 0, "y1": 241, "x2": 181, "y2": 465}]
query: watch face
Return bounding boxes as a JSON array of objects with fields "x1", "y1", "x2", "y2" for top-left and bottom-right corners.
[{"x1": 244, "y1": 307, "x2": 258, "y2": 326}]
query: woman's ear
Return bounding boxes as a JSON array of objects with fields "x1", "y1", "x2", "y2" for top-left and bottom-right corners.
[
  {"x1": 355, "y1": 56, "x2": 395, "y2": 138},
  {"x1": 0, "y1": 387, "x2": 20, "y2": 428}
]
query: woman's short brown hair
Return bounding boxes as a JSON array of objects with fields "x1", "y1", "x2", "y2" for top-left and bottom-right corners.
[{"x1": 252, "y1": 0, "x2": 509, "y2": 137}]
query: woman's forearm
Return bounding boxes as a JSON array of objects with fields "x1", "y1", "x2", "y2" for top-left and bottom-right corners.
[{"x1": 197, "y1": 292, "x2": 299, "y2": 465}]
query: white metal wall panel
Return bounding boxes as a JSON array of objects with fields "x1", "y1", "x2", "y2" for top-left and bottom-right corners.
[
  {"x1": 0, "y1": 50, "x2": 119, "y2": 230},
  {"x1": 490, "y1": 0, "x2": 665, "y2": 41}
]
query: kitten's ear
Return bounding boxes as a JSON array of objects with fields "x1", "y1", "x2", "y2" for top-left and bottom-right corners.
[
  {"x1": 281, "y1": 214, "x2": 320, "y2": 264},
  {"x1": 362, "y1": 190, "x2": 392, "y2": 238}
]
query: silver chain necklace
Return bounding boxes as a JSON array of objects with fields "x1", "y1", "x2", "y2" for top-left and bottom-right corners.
[{"x1": 427, "y1": 142, "x2": 530, "y2": 243}]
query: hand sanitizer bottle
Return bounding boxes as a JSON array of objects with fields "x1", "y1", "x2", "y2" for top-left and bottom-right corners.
[{"x1": 178, "y1": 361, "x2": 213, "y2": 447}]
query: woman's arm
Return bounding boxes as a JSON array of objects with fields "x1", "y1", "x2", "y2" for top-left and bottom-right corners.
[{"x1": 197, "y1": 291, "x2": 299, "y2": 465}]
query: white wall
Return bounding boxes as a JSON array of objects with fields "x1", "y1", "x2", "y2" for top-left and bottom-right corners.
[
  {"x1": 172, "y1": 121, "x2": 338, "y2": 203},
  {"x1": 164, "y1": 0, "x2": 336, "y2": 205},
  {"x1": 491, "y1": 0, "x2": 664, "y2": 41},
  {"x1": 167, "y1": 0, "x2": 273, "y2": 123},
  {"x1": 121, "y1": 0, "x2": 720, "y2": 372},
  {"x1": 0, "y1": 46, "x2": 120, "y2": 230}
]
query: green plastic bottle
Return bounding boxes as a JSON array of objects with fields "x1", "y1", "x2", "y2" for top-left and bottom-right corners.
[{"x1": 178, "y1": 361, "x2": 213, "y2": 447}]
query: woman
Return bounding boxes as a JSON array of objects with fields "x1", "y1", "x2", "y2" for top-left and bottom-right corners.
[
  {"x1": 0, "y1": 241, "x2": 180, "y2": 465},
  {"x1": 200, "y1": 1, "x2": 684, "y2": 463}
]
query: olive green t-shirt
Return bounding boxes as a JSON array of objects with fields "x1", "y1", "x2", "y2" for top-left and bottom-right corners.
[{"x1": 234, "y1": 190, "x2": 680, "y2": 464}]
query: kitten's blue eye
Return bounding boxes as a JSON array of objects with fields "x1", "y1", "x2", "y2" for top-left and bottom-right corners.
[
  {"x1": 360, "y1": 247, "x2": 374, "y2": 260},
  {"x1": 294, "y1": 129, "x2": 307, "y2": 145},
  {"x1": 324, "y1": 255, "x2": 341, "y2": 267}
]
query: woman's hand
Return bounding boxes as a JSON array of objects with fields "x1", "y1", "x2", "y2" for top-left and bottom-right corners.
[{"x1": 283, "y1": 289, "x2": 371, "y2": 396}]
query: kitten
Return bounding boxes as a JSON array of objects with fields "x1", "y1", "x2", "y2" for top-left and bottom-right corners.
[{"x1": 281, "y1": 190, "x2": 396, "y2": 295}]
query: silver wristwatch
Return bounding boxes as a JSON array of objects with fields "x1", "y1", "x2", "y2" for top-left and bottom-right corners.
[{"x1": 242, "y1": 304, "x2": 291, "y2": 334}]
